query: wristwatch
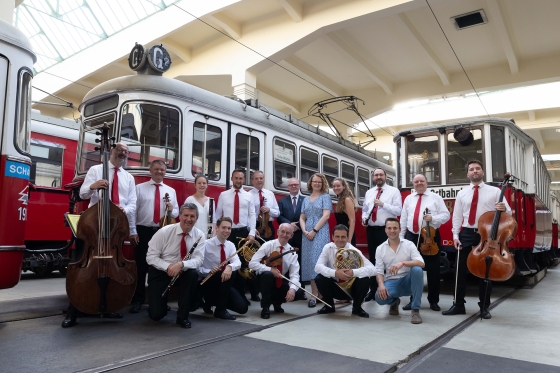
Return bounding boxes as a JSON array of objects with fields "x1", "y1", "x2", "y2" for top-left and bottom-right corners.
[{"x1": 312, "y1": 228, "x2": 319, "y2": 233}]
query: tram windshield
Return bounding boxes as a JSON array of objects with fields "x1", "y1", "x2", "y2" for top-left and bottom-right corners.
[
  {"x1": 15, "y1": 69, "x2": 33, "y2": 155},
  {"x1": 406, "y1": 134, "x2": 440, "y2": 186},
  {"x1": 79, "y1": 113, "x2": 115, "y2": 172},
  {"x1": 447, "y1": 128, "x2": 483, "y2": 184}
]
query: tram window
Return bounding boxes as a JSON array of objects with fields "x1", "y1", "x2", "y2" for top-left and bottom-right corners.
[
  {"x1": 447, "y1": 128, "x2": 483, "y2": 183},
  {"x1": 273, "y1": 138, "x2": 296, "y2": 190},
  {"x1": 235, "y1": 133, "x2": 260, "y2": 184},
  {"x1": 300, "y1": 147, "x2": 319, "y2": 193},
  {"x1": 30, "y1": 143, "x2": 63, "y2": 187},
  {"x1": 396, "y1": 138, "x2": 402, "y2": 188},
  {"x1": 322, "y1": 155, "x2": 338, "y2": 196},
  {"x1": 357, "y1": 167, "x2": 369, "y2": 206},
  {"x1": 490, "y1": 126, "x2": 506, "y2": 181},
  {"x1": 341, "y1": 161, "x2": 356, "y2": 195},
  {"x1": 120, "y1": 103, "x2": 181, "y2": 171},
  {"x1": 84, "y1": 95, "x2": 118, "y2": 117},
  {"x1": 192, "y1": 122, "x2": 222, "y2": 180},
  {"x1": 386, "y1": 177, "x2": 394, "y2": 186},
  {"x1": 406, "y1": 135, "x2": 440, "y2": 186},
  {"x1": 79, "y1": 113, "x2": 116, "y2": 172},
  {"x1": 15, "y1": 69, "x2": 33, "y2": 155}
]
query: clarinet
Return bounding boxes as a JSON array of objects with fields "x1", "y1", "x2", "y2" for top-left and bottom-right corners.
[
  {"x1": 207, "y1": 198, "x2": 214, "y2": 239},
  {"x1": 364, "y1": 190, "x2": 384, "y2": 224},
  {"x1": 161, "y1": 235, "x2": 202, "y2": 297}
]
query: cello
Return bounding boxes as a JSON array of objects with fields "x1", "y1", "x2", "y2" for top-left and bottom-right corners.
[
  {"x1": 467, "y1": 173, "x2": 517, "y2": 282},
  {"x1": 66, "y1": 125, "x2": 137, "y2": 315}
]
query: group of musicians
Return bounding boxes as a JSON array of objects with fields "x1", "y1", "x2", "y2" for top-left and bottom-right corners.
[{"x1": 62, "y1": 144, "x2": 510, "y2": 329}]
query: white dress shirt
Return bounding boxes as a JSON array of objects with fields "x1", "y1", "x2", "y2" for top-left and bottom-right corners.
[
  {"x1": 362, "y1": 184, "x2": 402, "y2": 226},
  {"x1": 375, "y1": 239, "x2": 424, "y2": 281},
  {"x1": 129, "y1": 179, "x2": 179, "y2": 235},
  {"x1": 214, "y1": 188, "x2": 256, "y2": 236},
  {"x1": 314, "y1": 242, "x2": 376, "y2": 280},
  {"x1": 249, "y1": 188, "x2": 280, "y2": 221},
  {"x1": 452, "y1": 182, "x2": 512, "y2": 239},
  {"x1": 80, "y1": 163, "x2": 137, "y2": 216},
  {"x1": 198, "y1": 236, "x2": 241, "y2": 278},
  {"x1": 400, "y1": 190, "x2": 450, "y2": 238},
  {"x1": 146, "y1": 224, "x2": 206, "y2": 272},
  {"x1": 184, "y1": 195, "x2": 216, "y2": 235},
  {"x1": 249, "y1": 239, "x2": 300, "y2": 291}
]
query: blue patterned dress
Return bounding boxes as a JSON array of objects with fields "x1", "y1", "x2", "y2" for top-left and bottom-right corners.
[{"x1": 301, "y1": 193, "x2": 333, "y2": 281}]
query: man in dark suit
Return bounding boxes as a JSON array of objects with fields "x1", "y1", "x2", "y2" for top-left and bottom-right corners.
[{"x1": 278, "y1": 178, "x2": 305, "y2": 274}]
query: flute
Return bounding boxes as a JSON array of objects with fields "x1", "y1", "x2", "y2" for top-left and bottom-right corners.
[
  {"x1": 162, "y1": 235, "x2": 202, "y2": 297},
  {"x1": 199, "y1": 247, "x2": 244, "y2": 285}
]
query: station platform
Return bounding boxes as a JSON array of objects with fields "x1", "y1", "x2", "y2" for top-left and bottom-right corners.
[{"x1": 1, "y1": 268, "x2": 559, "y2": 373}]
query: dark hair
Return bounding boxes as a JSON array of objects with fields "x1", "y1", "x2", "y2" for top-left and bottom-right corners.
[
  {"x1": 333, "y1": 224, "x2": 349, "y2": 234},
  {"x1": 216, "y1": 216, "x2": 232, "y2": 227},
  {"x1": 231, "y1": 169, "x2": 245, "y2": 177},
  {"x1": 384, "y1": 217, "x2": 400, "y2": 228},
  {"x1": 194, "y1": 174, "x2": 208, "y2": 185},
  {"x1": 150, "y1": 160, "x2": 167, "y2": 168},
  {"x1": 180, "y1": 203, "x2": 199, "y2": 218},
  {"x1": 372, "y1": 167, "x2": 386, "y2": 176},
  {"x1": 466, "y1": 159, "x2": 483, "y2": 171}
]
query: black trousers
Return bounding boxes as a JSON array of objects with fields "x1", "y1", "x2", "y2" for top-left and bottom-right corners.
[
  {"x1": 229, "y1": 227, "x2": 259, "y2": 298},
  {"x1": 259, "y1": 271, "x2": 291, "y2": 308},
  {"x1": 201, "y1": 271, "x2": 248, "y2": 314},
  {"x1": 405, "y1": 230, "x2": 441, "y2": 304},
  {"x1": 457, "y1": 229, "x2": 492, "y2": 308},
  {"x1": 132, "y1": 225, "x2": 159, "y2": 304},
  {"x1": 315, "y1": 274, "x2": 370, "y2": 311},
  {"x1": 256, "y1": 220, "x2": 275, "y2": 241},
  {"x1": 366, "y1": 225, "x2": 387, "y2": 264},
  {"x1": 148, "y1": 266, "x2": 198, "y2": 321}
]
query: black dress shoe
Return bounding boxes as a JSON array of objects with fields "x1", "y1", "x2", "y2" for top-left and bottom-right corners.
[
  {"x1": 214, "y1": 309, "x2": 236, "y2": 320},
  {"x1": 251, "y1": 294, "x2": 261, "y2": 302},
  {"x1": 129, "y1": 303, "x2": 141, "y2": 314},
  {"x1": 203, "y1": 304, "x2": 213, "y2": 314},
  {"x1": 351, "y1": 308, "x2": 369, "y2": 318},
  {"x1": 176, "y1": 318, "x2": 192, "y2": 328},
  {"x1": 478, "y1": 302, "x2": 491, "y2": 319},
  {"x1": 317, "y1": 305, "x2": 335, "y2": 314},
  {"x1": 364, "y1": 291, "x2": 374, "y2": 302},
  {"x1": 430, "y1": 303, "x2": 441, "y2": 311},
  {"x1": 261, "y1": 307, "x2": 270, "y2": 319},
  {"x1": 61, "y1": 314, "x2": 77, "y2": 328},
  {"x1": 102, "y1": 312, "x2": 123, "y2": 319},
  {"x1": 402, "y1": 302, "x2": 412, "y2": 311},
  {"x1": 273, "y1": 305, "x2": 284, "y2": 313},
  {"x1": 442, "y1": 304, "x2": 466, "y2": 315}
]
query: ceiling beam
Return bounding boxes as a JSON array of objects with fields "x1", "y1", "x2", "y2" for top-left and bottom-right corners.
[
  {"x1": 485, "y1": 0, "x2": 518, "y2": 74},
  {"x1": 162, "y1": 39, "x2": 192, "y2": 64},
  {"x1": 282, "y1": 56, "x2": 343, "y2": 97},
  {"x1": 257, "y1": 85, "x2": 301, "y2": 113},
  {"x1": 207, "y1": 12, "x2": 241, "y2": 40},
  {"x1": 527, "y1": 129, "x2": 545, "y2": 149},
  {"x1": 277, "y1": 0, "x2": 302, "y2": 22},
  {"x1": 324, "y1": 32, "x2": 393, "y2": 95},
  {"x1": 527, "y1": 110, "x2": 536, "y2": 121},
  {"x1": 394, "y1": 13, "x2": 450, "y2": 86}
]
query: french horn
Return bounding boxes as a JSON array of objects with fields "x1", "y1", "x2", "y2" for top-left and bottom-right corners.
[
  {"x1": 335, "y1": 248, "x2": 364, "y2": 299},
  {"x1": 237, "y1": 236, "x2": 265, "y2": 280}
]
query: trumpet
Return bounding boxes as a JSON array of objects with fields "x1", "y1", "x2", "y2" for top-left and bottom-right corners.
[
  {"x1": 162, "y1": 236, "x2": 202, "y2": 297},
  {"x1": 334, "y1": 247, "x2": 364, "y2": 299},
  {"x1": 237, "y1": 235, "x2": 265, "y2": 280}
]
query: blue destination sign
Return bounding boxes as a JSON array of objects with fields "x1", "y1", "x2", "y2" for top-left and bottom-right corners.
[{"x1": 5, "y1": 160, "x2": 30, "y2": 180}]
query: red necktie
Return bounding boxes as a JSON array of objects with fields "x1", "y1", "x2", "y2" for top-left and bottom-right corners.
[
  {"x1": 180, "y1": 233, "x2": 187, "y2": 258},
  {"x1": 233, "y1": 189, "x2": 240, "y2": 224},
  {"x1": 111, "y1": 167, "x2": 119, "y2": 204},
  {"x1": 412, "y1": 193, "x2": 423, "y2": 233},
  {"x1": 276, "y1": 246, "x2": 283, "y2": 288},
  {"x1": 468, "y1": 185, "x2": 479, "y2": 225},
  {"x1": 371, "y1": 187, "x2": 382, "y2": 222},
  {"x1": 153, "y1": 184, "x2": 161, "y2": 224},
  {"x1": 220, "y1": 243, "x2": 226, "y2": 263}
]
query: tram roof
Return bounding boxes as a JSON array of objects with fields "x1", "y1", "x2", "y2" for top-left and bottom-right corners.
[
  {"x1": 0, "y1": 18, "x2": 36, "y2": 63},
  {"x1": 81, "y1": 73, "x2": 392, "y2": 168}
]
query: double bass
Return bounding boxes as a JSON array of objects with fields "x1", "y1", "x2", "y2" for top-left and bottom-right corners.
[
  {"x1": 467, "y1": 174, "x2": 517, "y2": 282},
  {"x1": 66, "y1": 125, "x2": 137, "y2": 315}
]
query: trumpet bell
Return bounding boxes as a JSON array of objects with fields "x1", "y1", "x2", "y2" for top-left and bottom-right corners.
[
  {"x1": 335, "y1": 248, "x2": 364, "y2": 299},
  {"x1": 237, "y1": 236, "x2": 264, "y2": 262},
  {"x1": 238, "y1": 267, "x2": 255, "y2": 280}
]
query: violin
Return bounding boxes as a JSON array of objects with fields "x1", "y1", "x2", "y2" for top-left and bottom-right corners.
[
  {"x1": 467, "y1": 173, "x2": 517, "y2": 282},
  {"x1": 262, "y1": 247, "x2": 299, "y2": 266},
  {"x1": 159, "y1": 193, "x2": 176, "y2": 227},
  {"x1": 257, "y1": 197, "x2": 272, "y2": 238},
  {"x1": 66, "y1": 124, "x2": 136, "y2": 314},
  {"x1": 419, "y1": 208, "x2": 439, "y2": 256}
]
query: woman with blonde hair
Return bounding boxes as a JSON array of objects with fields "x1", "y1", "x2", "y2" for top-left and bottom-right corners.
[
  {"x1": 300, "y1": 173, "x2": 332, "y2": 307},
  {"x1": 332, "y1": 177, "x2": 357, "y2": 246}
]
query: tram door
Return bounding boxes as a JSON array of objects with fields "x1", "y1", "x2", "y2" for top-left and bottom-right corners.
[
  {"x1": 189, "y1": 113, "x2": 229, "y2": 185},
  {"x1": 229, "y1": 124, "x2": 265, "y2": 186}
]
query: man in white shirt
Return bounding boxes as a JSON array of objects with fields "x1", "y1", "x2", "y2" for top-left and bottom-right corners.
[
  {"x1": 362, "y1": 167, "x2": 402, "y2": 301},
  {"x1": 400, "y1": 174, "x2": 450, "y2": 312},
  {"x1": 375, "y1": 218, "x2": 425, "y2": 324},
  {"x1": 199, "y1": 217, "x2": 248, "y2": 320},
  {"x1": 249, "y1": 223, "x2": 301, "y2": 319},
  {"x1": 314, "y1": 224, "x2": 376, "y2": 318},
  {"x1": 442, "y1": 160, "x2": 511, "y2": 319},
  {"x1": 215, "y1": 169, "x2": 258, "y2": 303},
  {"x1": 250, "y1": 171, "x2": 280, "y2": 241},
  {"x1": 146, "y1": 203, "x2": 206, "y2": 329},
  {"x1": 128, "y1": 160, "x2": 179, "y2": 314}
]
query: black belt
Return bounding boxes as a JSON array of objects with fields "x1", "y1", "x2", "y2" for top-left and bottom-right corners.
[
  {"x1": 462, "y1": 227, "x2": 479, "y2": 233},
  {"x1": 138, "y1": 225, "x2": 159, "y2": 231}
]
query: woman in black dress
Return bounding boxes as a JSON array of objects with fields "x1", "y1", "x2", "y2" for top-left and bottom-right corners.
[{"x1": 332, "y1": 177, "x2": 357, "y2": 246}]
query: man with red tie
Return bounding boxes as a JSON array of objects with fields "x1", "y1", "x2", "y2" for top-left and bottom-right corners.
[
  {"x1": 146, "y1": 203, "x2": 205, "y2": 329},
  {"x1": 249, "y1": 223, "x2": 301, "y2": 319},
  {"x1": 250, "y1": 171, "x2": 279, "y2": 241},
  {"x1": 198, "y1": 217, "x2": 248, "y2": 320},
  {"x1": 128, "y1": 160, "x2": 179, "y2": 314},
  {"x1": 442, "y1": 160, "x2": 511, "y2": 319},
  {"x1": 400, "y1": 174, "x2": 449, "y2": 312}
]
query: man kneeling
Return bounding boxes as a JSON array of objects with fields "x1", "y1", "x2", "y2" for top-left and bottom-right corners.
[
  {"x1": 375, "y1": 218, "x2": 425, "y2": 324},
  {"x1": 315, "y1": 224, "x2": 375, "y2": 318}
]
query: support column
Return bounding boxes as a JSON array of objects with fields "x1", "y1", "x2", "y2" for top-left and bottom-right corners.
[{"x1": 232, "y1": 70, "x2": 257, "y2": 101}]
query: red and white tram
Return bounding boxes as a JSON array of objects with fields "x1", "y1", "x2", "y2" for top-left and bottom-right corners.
[{"x1": 394, "y1": 117, "x2": 559, "y2": 277}]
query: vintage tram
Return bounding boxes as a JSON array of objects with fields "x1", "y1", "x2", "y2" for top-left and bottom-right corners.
[{"x1": 394, "y1": 117, "x2": 559, "y2": 277}]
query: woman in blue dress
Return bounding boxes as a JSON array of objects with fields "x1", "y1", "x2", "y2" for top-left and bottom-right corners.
[{"x1": 300, "y1": 173, "x2": 332, "y2": 307}]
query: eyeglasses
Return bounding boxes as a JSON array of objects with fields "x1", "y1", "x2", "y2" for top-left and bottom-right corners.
[
  {"x1": 311, "y1": 181, "x2": 323, "y2": 184},
  {"x1": 288, "y1": 184, "x2": 299, "y2": 187},
  {"x1": 115, "y1": 148, "x2": 129, "y2": 155}
]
